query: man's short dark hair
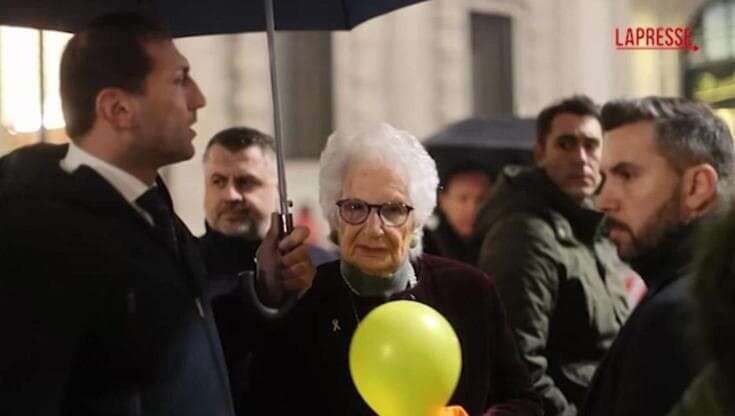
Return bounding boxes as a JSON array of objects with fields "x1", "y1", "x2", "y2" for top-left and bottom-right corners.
[
  {"x1": 536, "y1": 95, "x2": 600, "y2": 145},
  {"x1": 203, "y1": 127, "x2": 276, "y2": 161},
  {"x1": 601, "y1": 97, "x2": 734, "y2": 184},
  {"x1": 60, "y1": 12, "x2": 170, "y2": 140}
]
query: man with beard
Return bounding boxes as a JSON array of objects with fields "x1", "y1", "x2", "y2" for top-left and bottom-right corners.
[
  {"x1": 198, "y1": 127, "x2": 335, "y2": 414},
  {"x1": 200, "y1": 126, "x2": 335, "y2": 273},
  {"x1": 200, "y1": 127, "x2": 280, "y2": 274},
  {"x1": 476, "y1": 95, "x2": 629, "y2": 416},
  {"x1": 581, "y1": 97, "x2": 735, "y2": 416}
]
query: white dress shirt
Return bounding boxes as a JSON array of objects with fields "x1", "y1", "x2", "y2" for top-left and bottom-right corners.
[{"x1": 60, "y1": 142, "x2": 154, "y2": 224}]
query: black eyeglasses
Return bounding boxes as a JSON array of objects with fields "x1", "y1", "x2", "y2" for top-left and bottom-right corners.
[{"x1": 336, "y1": 198, "x2": 414, "y2": 227}]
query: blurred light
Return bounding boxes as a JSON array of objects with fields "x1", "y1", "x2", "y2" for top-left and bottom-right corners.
[
  {"x1": 715, "y1": 108, "x2": 735, "y2": 137},
  {"x1": 0, "y1": 26, "x2": 71, "y2": 134}
]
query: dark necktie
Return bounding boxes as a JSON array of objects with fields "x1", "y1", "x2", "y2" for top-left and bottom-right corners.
[{"x1": 136, "y1": 187, "x2": 180, "y2": 258}]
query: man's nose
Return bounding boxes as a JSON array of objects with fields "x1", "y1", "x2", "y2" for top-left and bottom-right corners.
[
  {"x1": 572, "y1": 144, "x2": 589, "y2": 164},
  {"x1": 596, "y1": 182, "x2": 617, "y2": 213},
  {"x1": 189, "y1": 79, "x2": 206, "y2": 109},
  {"x1": 223, "y1": 184, "x2": 242, "y2": 201}
]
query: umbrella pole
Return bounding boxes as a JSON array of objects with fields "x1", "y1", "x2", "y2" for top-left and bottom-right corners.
[
  {"x1": 264, "y1": 0, "x2": 293, "y2": 235},
  {"x1": 39, "y1": 29, "x2": 47, "y2": 143},
  {"x1": 248, "y1": 0, "x2": 299, "y2": 320}
]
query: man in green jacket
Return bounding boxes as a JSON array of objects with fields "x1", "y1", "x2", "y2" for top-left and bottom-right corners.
[{"x1": 476, "y1": 95, "x2": 630, "y2": 416}]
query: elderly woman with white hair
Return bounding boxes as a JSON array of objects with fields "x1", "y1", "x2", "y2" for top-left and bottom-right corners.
[{"x1": 247, "y1": 123, "x2": 542, "y2": 415}]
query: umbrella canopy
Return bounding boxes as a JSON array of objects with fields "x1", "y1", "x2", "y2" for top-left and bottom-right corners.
[
  {"x1": 0, "y1": 0, "x2": 426, "y2": 36},
  {"x1": 0, "y1": 0, "x2": 428, "y2": 316},
  {"x1": 424, "y1": 117, "x2": 536, "y2": 184},
  {"x1": 0, "y1": 0, "x2": 427, "y2": 218}
]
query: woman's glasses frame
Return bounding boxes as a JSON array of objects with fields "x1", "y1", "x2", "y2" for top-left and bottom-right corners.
[{"x1": 336, "y1": 198, "x2": 414, "y2": 227}]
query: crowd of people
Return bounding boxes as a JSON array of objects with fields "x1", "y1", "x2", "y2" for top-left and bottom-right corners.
[{"x1": 1, "y1": 11, "x2": 735, "y2": 416}]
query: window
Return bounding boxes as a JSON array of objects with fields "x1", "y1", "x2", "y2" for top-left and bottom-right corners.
[
  {"x1": 688, "y1": 0, "x2": 735, "y2": 68},
  {"x1": 0, "y1": 27, "x2": 70, "y2": 155},
  {"x1": 684, "y1": 0, "x2": 735, "y2": 115},
  {"x1": 703, "y1": 2, "x2": 730, "y2": 62},
  {"x1": 278, "y1": 31, "x2": 333, "y2": 158},
  {"x1": 471, "y1": 13, "x2": 514, "y2": 118}
]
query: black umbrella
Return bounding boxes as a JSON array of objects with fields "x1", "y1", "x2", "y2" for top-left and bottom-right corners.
[
  {"x1": 0, "y1": 1, "x2": 427, "y2": 36},
  {"x1": 424, "y1": 117, "x2": 536, "y2": 184},
  {"x1": 0, "y1": 0, "x2": 427, "y2": 316},
  {"x1": 0, "y1": 0, "x2": 426, "y2": 230}
]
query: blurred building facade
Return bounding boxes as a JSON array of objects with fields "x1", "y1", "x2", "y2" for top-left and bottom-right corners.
[
  {"x1": 684, "y1": 0, "x2": 735, "y2": 127},
  {"x1": 0, "y1": 0, "x2": 713, "y2": 241}
]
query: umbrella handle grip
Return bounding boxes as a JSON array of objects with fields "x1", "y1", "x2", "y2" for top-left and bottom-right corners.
[
  {"x1": 240, "y1": 270, "x2": 299, "y2": 320},
  {"x1": 241, "y1": 211, "x2": 298, "y2": 320},
  {"x1": 277, "y1": 211, "x2": 294, "y2": 238}
]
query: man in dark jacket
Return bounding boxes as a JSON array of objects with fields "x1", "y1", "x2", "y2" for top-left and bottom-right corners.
[
  {"x1": 0, "y1": 13, "x2": 315, "y2": 416},
  {"x1": 476, "y1": 95, "x2": 630, "y2": 416},
  {"x1": 199, "y1": 126, "x2": 335, "y2": 414},
  {"x1": 581, "y1": 97, "x2": 735, "y2": 416},
  {"x1": 200, "y1": 126, "x2": 335, "y2": 274}
]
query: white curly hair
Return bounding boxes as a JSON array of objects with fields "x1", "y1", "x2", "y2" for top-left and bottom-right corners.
[{"x1": 318, "y1": 123, "x2": 439, "y2": 255}]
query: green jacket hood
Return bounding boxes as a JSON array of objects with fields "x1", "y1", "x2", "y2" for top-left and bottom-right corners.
[{"x1": 475, "y1": 166, "x2": 604, "y2": 244}]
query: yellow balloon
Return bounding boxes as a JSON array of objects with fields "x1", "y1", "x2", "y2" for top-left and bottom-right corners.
[{"x1": 349, "y1": 300, "x2": 462, "y2": 416}]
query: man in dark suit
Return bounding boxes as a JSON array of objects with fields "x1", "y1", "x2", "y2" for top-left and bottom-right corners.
[
  {"x1": 581, "y1": 97, "x2": 735, "y2": 416},
  {"x1": 0, "y1": 12, "x2": 315, "y2": 416}
]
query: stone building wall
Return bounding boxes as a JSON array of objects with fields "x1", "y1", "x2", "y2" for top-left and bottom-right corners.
[{"x1": 106, "y1": 0, "x2": 711, "y2": 239}]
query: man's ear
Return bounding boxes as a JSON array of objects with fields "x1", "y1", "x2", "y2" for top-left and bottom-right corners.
[
  {"x1": 533, "y1": 141, "x2": 545, "y2": 165},
  {"x1": 681, "y1": 163, "x2": 718, "y2": 220},
  {"x1": 95, "y1": 88, "x2": 137, "y2": 130}
]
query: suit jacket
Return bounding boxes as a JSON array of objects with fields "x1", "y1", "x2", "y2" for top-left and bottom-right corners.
[
  {"x1": 247, "y1": 255, "x2": 543, "y2": 416},
  {"x1": 0, "y1": 144, "x2": 235, "y2": 416},
  {"x1": 581, "y1": 224, "x2": 705, "y2": 416},
  {"x1": 197, "y1": 226, "x2": 262, "y2": 416}
]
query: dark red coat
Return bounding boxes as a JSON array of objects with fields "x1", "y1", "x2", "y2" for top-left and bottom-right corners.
[{"x1": 247, "y1": 255, "x2": 542, "y2": 415}]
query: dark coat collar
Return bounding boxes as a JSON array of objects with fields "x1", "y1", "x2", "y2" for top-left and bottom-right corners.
[
  {"x1": 1, "y1": 142, "x2": 178, "y2": 226},
  {"x1": 3, "y1": 144, "x2": 144, "y2": 223},
  {"x1": 476, "y1": 166, "x2": 604, "y2": 244},
  {"x1": 202, "y1": 222, "x2": 260, "y2": 246},
  {"x1": 1, "y1": 143, "x2": 206, "y2": 295},
  {"x1": 199, "y1": 223, "x2": 260, "y2": 275}
]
